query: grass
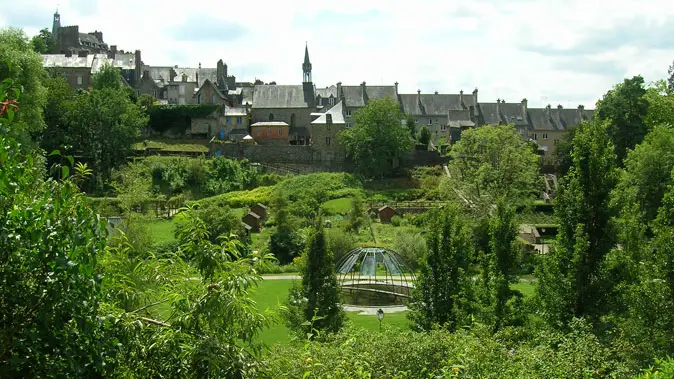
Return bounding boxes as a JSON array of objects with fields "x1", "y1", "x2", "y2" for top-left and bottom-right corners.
[
  {"x1": 251, "y1": 279, "x2": 411, "y2": 347},
  {"x1": 321, "y1": 197, "x2": 353, "y2": 215},
  {"x1": 512, "y1": 281, "x2": 536, "y2": 298},
  {"x1": 148, "y1": 218, "x2": 177, "y2": 244},
  {"x1": 132, "y1": 139, "x2": 210, "y2": 153}
]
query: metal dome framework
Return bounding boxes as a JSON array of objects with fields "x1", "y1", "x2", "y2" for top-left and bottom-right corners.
[{"x1": 335, "y1": 247, "x2": 416, "y2": 306}]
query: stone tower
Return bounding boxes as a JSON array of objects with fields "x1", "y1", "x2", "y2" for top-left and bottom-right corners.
[
  {"x1": 302, "y1": 42, "x2": 312, "y2": 83},
  {"x1": 52, "y1": 9, "x2": 61, "y2": 45}
]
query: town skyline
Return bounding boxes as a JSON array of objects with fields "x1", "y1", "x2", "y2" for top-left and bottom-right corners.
[{"x1": 2, "y1": 0, "x2": 673, "y2": 108}]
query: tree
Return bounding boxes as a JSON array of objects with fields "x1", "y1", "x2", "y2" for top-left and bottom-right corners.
[
  {"x1": 595, "y1": 75, "x2": 649, "y2": 166},
  {"x1": 536, "y1": 120, "x2": 617, "y2": 327},
  {"x1": 346, "y1": 194, "x2": 366, "y2": 234},
  {"x1": 66, "y1": 65, "x2": 147, "y2": 192},
  {"x1": 445, "y1": 125, "x2": 540, "y2": 210},
  {"x1": 409, "y1": 206, "x2": 475, "y2": 331},
  {"x1": 0, "y1": 28, "x2": 47, "y2": 143},
  {"x1": 418, "y1": 125, "x2": 431, "y2": 147},
  {"x1": 406, "y1": 115, "x2": 416, "y2": 139},
  {"x1": 0, "y1": 80, "x2": 105, "y2": 377},
  {"x1": 285, "y1": 216, "x2": 344, "y2": 337},
  {"x1": 667, "y1": 62, "x2": 674, "y2": 92},
  {"x1": 268, "y1": 191, "x2": 304, "y2": 264},
  {"x1": 339, "y1": 98, "x2": 413, "y2": 178},
  {"x1": 644, "y1": 80, "x2": 674, "y2": 128},
  {"x1": 554, "y1": 123, "x2": 583, "y2": 176},
  {"x1": 40, "y1": 74, "x2": 76, "y2": 158},
  {"x1": 479, "y1": 200, "x2": 523, "y2": 331},
  {"x1": 30, "y1": 28, "x2": 54, "y2": 54}
]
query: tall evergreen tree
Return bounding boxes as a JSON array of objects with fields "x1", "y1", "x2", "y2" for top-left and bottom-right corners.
[
  {"x1": 285, "y1": 216, "x2": 344, "y2": 337},
  {"x1": 409, "y1": 206, "x2": 475, "y2": 331},
  {"x1": 268, "y1": 191, "x2": 303, "y2": 264},
  {"x1": 536, "y1": 120, "x2": 617, "y2": 328},
  {"x1": 481, "y1": 200, "x2": 523, "y2": 331}
]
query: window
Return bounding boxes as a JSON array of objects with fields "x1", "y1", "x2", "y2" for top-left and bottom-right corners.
[
  {"x1": 346, "y1": 109, "x2": 352, "y2": 116},
  {"x1": 226, "y1": 117, "x2": 231, "y2": 125},
  {"x1": 553, "y1": 139, "x2": 559, "y2": 146},
  {"x1": 237, "y1": 117, "x2": 242, "y2": 125},
  {"x1": 428, "y1": 119, "x2": 432, "y2": 125},
  {"x1": 290, "y1": 113, "x2": 296, "y2": 127},
  {"x1": 326, "y1": 137, "x2": 331, "y2": 146},
  {"x1": 532, "y1": 134, "x2": 537, "y2": 141},
  {"x1": 76, "y1": 75, "x2": 83, "y2": 85},
  {"x1": 440, "y1": 125, "x2": 447, "y2": 131},
  {"x1": 268, "y1": 113, "x2": 274, "y2": 121},
  {"x1": 543, "y1": 133, "x2": 548, "y2": 140},
  {"x1": 197, "y1": 93, "x2": 201, "y2": 104},
  {"x1": 152, "y1": 90, "x2": 157, "y2": 98},
  {"x1": 256, "y1": 129, "x2": 262, "y2": 136},
  {"x1": 212, "y1": 95, "x2": 216, "y2": 104},
  {"x1": 329, "y1": 97, "x2": 335, "y2": 106}
]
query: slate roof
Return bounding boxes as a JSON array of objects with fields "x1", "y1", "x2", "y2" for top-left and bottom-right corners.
[
  {"x1": 141, "y1": 65, "x2": 217, "y2": 88},
  {"x1": 315, "y1": 85, "x2": 337, "y2": 99},
  {"x1": 78, "y1": 33, "x2": 106, "y2": 48},
  {"x1": 399, "y1": 93, "x2": 472, "y2": 115},
  {"x1": 42, "y1": 53, "x2": 134, "y2": 73},
  {"x1": 340, "y1": 85, "x2": 397, "y2": 108},
  {"x1": 252, "y1": 85, "x2": 312, "y2": 108},
  {"x1": 447, "y1": 109, "x2": 475, "y2": 128},
  {"x1": 527, "y1": 108, "x2": 562, "y2": 131},
  {"x1": 194, "y1": 79, "x2": 227, "y2": 100},
  {"x1": 251, "y1": 121, "x2": 289, "y2": 127},
  {"x1": 480, "y1": 102, "x2": 528, "y2": 126},
  {"x1": 223, "y1": 106, "x2": 247, "y2": 116},
  {"x1": 241, "y1": 87, "x2": 254, "y2": 106},
  {"x1": 312, "y1": 101, "x2": 345, "y2": 124}
]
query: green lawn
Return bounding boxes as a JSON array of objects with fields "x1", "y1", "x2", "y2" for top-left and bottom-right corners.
[
  {"x1": 148, "y1": 219, "x2": 177, "y2": 244},
  {"x1": 132, "y1": 139, "x2": 210, "y2": 153},
  {"x1": 512, "y1": 281, "x2": 536, "y2": 298},
  {"x1": 321, "y1": 197, "x2": 353, "y2": 215},
  {"x1": 251, "y1": 279, "x2": 411, "y2": 347}
]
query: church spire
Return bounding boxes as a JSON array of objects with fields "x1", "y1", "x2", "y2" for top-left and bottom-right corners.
[
  {"x1": 52, "y1": 8, "x2": 61, "y2": 43},
  {"x1": 302, "y1": 42, "x2": 312, "y2": 83}
]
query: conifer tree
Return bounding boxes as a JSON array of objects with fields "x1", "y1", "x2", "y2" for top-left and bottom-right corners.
[
  {"x1": 285, "y1": 216, "x2": 344, "y2": 337},
  {"x1": 536, "y1": 120, "x2": 617, "y2": 327},
  {"x1": 409, "y1": 206, "x2": 475, "y2": 331}
]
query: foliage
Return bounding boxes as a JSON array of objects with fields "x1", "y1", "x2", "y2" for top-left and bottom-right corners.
[
  {"x1": 339, "y1": 98, "x2": 414, "y2": 178},
  {"x1": 405, "y1": 115, "x2": 416, "y2": 139},
  {"x1": 644, "y1": 80, "x2": 674, "y2": 128},
  {"x1": 595, "y1": 75, "x2": 649, "y2": 166},
  {"x1": 260, "y1": 320, "x2": 632, "y2": 378},
  {"x1": 284, "y1": 217, "x2": 344, "y2": 338},
  {"x1": 536, "y1": 120, "x2": 617, "y2": 328},
  {"x1": 418, "y1": 125, "x2": 431, "y2": 146},
  {"x1": 668, "y1": 60, "x2": 674, "y2": 92},
  {"x1": 326, "y1": 228, "x2": 356, "y2": 266},
  {"x1": 446, "y1": 124, "x2": 540, "y2": 211},
  {"x1": 346, "y1": 194, "x2": 367, "y2": 233},
  {"x1": 268, "y1": 191, "x2": 304, "y2": 264},
  {"x1": 30, "y1": 28, "x2": 54, "y2": 54},
  {"x1": 409, "y1": 206, "x2": 475, "y2": 331},
  {"x1": 0, "y1": 28, "x2": 47, "y2": 142},
  {"x1": 175, "y1": 198, "x2": 242, "y2": 245},
  {"x1": 480, "y1": 200, "x2": 524, "y2": 331},
  {"x1": 0, "y1": 83, "x2": 105, "y2": 376},
  {"x1": 392, "y1": 229, "x2": 426, "y2": 271},
  {"x1": 554, "y1": 123, "x2": 582, "y2": 176}
]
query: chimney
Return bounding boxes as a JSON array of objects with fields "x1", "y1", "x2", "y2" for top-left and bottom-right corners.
[
  {"x1": 196, "y1": 72, "x2": 199, "y2": 86},
  {"x1": 134, "y1": 50, "x2": 142, "y2": 84},
  {"x1": 108, "y1": 44, "x2": 117, "y2": 58},
  {"x1": 361, "y1": 81, "x2": 368, "y2": 104},
  {"x1": 337, "y1": 81, "x2": 343, "y2": 100},
  {"x1": 460, "y1": 90, "x2": 464, "y2": 107},
  {"x1": 198, "y1": 62, "x2": 201, "y2": 69},
  {"x1": 78, "y1": 50, "x2": 88, "y2": 57},
  {"x1": 521, "y1": 98, "x2": 528, "y2": 119},
  {"x1": 217, "y1": 59, "x2": 224, "y2": 89},
  {"x1": 496, "y1": 98, "x2": 501, "y2": 122},
  {"x1": 394, "y1": 81, "x2": 399, "y2": 94},
  {"x1": 434, "y1": 90, "x2": 439, "y2": 95},
  {"x1": 578, "y1": 104, "x2": 586, "y2": 120},
  {"x1": 472, "y1": 88, "x2": 478, "y2": 104},
  {"x1": 417, "y1": 89, "x2": 422, "y2": 104},
  {"x1": 545, "y1": 104, "x2": 552, "y2": 120}
]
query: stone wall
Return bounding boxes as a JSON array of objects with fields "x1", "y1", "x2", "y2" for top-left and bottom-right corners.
[{"x1": 212, "y1": 143, "x2": 315, "y2": 163}]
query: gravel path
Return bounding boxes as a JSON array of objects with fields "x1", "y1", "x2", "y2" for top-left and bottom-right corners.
[{"x1": 343, "y1": 305, "x2": 409, "y2": 314}]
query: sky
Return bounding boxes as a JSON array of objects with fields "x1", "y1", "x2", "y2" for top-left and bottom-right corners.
[{"x1": 2, "y1": 0, "x2": 673, "y2": 108}]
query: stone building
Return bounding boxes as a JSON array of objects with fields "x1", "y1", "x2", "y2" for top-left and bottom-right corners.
[
  {"x1": 250, "y1": 44, "x2": 316, "y2": 145},
  {"x1": 310, "y1": 101, "x2": 346, "y2": 163},
  {"x1": 479, "y1": 98, "x2": 530, "y2": 136},
  {"x1": 42, "y1": 51, "x2": 140, "y2": 90},
  {"x1": 337, "y1": 81, "x2": 398, "y2": 127},
  {"x1": 51, "y1": 10, "x2": 111, "y2": 55},
  {"x1": 526, "y1": 104, "x2": 593, "y2": 164},
  {"x1": 398, "y1": 89, "x2": 479, "y2": 143}
]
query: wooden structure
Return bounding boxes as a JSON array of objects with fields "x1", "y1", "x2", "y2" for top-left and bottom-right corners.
[
  {"x1": 241, "y1": 212, "x2": 261, "y2": 232},
  {"x1": 250, "y1": 203, "x2": 267, "y2": 220},
  {"x1": 378, "y1": 205, "x2": 397, "y2": 224}
]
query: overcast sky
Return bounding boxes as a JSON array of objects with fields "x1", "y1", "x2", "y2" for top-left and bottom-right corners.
[{"x1": 2, "y1": 0, "x2": 673, "y2": 108}]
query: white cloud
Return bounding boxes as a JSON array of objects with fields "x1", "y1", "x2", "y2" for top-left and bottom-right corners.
[{"x1": 2, "y1": 0, "x2": 673, "y2": 108}]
